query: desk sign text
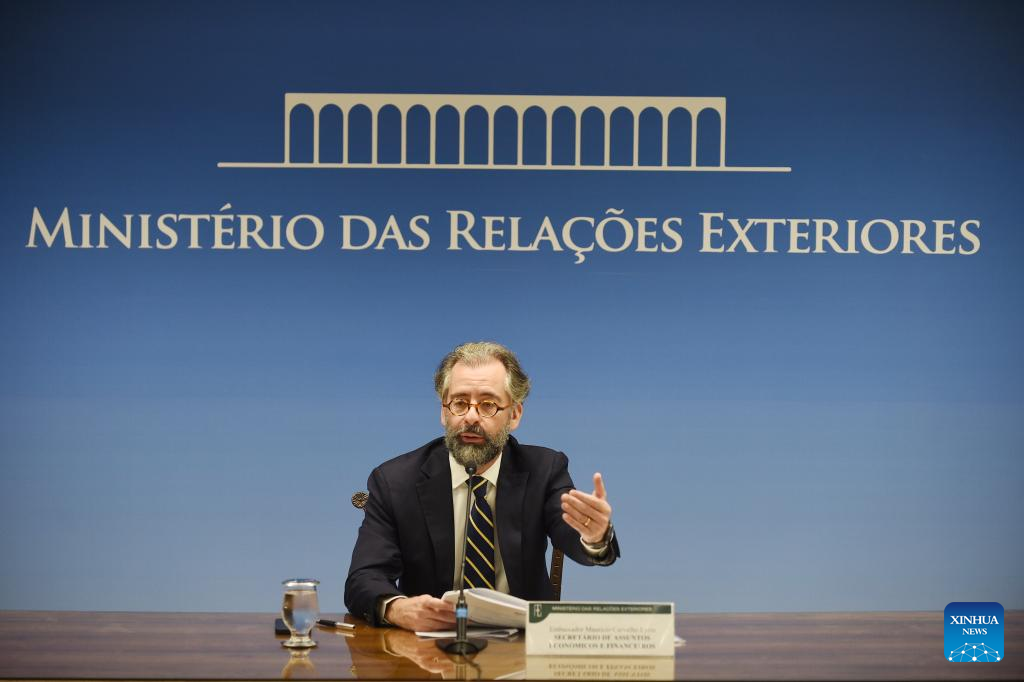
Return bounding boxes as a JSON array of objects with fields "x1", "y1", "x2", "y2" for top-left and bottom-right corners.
[{"x1": 526, "y1": 602, "x2": 674, "y2": 656}]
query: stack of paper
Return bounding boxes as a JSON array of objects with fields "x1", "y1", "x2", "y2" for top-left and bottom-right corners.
[{"x1": 440, "y1": 588, "x2": 528, "y2": 628}]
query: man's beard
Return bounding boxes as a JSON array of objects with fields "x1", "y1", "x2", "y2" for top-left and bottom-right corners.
[{"x1": 444, "y1": 420, "x2": 512, "y2": 469}]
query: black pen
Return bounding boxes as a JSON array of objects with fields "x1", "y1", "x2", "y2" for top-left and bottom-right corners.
[{"x1": 317, "y1": 618, "x2": 355, "y2": 630}]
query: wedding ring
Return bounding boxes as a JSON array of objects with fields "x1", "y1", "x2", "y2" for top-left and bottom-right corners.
[{"x1": 584, "y1": 516, "x2": 592, "y2": 528}]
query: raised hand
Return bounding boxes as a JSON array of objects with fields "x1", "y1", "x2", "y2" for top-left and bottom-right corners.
[{"x1": 561, "y1": 472, "x2": 612, "y2": 545}]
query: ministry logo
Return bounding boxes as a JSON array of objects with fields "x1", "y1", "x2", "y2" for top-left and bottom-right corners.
[
  {"x1": 945, "y1": 602, "x2": 1003, "y2": 662},
  {"x1": 218, "y1": 92, "x2": 790, "y2": 173}
]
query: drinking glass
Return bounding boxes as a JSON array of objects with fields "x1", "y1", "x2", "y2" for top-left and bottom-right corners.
[{"x1": 281, "y1": 578, "x2": 320, "y2": 648}]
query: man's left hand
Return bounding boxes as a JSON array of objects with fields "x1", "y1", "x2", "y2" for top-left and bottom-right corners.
[{"x1": 561, "y1": 472, "x2": 612, "y2": 544}]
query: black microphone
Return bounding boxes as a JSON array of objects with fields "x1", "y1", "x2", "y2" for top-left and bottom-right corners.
[{"x1": 437, "y1": 464, "x2": 488, "y2": 655}]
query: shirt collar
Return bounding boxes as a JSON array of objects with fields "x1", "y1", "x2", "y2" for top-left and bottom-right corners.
[{"x1": 449, "y1": 451, "x2": 503, "y2": 490}]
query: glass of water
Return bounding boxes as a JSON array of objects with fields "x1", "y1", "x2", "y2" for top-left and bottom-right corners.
[{"x1": 281, "y1": 578, "x2": 320, "y2": 648}]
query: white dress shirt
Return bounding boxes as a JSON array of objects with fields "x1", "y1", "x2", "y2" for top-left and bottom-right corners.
[{"x1": 449, "y1": 452, "x2": 510, "y2": 593}]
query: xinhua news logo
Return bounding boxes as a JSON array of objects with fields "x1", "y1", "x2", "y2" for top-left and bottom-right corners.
[{"x1": 945, "y1": 602, "x2": 1003, "y2": 662}]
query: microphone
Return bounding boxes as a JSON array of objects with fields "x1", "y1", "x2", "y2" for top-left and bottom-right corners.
[{"x1": 437, "y1": 464, "x2": 488, "y2": 655}]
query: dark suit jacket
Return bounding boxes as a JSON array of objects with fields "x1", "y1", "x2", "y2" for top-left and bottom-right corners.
[{"x1": 345, "y1": 436, "x2": 620, "y2": 625}]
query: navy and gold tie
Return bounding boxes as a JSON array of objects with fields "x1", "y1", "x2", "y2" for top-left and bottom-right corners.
[{"x1": 463, "y1": 475, "x2": 496, "y2": 590}]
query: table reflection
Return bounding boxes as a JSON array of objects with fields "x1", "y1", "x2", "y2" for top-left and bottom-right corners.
[
  {"x1": 526, "y1": 656, "x2": 674, "y2": 680},
  {"x1": 340, "y1": 627, "x2": 674, "y2": 680},
  {"x1": 280, "y1": 649, "x2": 318, "y2": 679},
  {"x1": 343, "y1": 628, "x2": 525, "y2": 679}
]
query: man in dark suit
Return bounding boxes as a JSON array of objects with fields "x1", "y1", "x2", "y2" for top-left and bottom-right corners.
[{"x1": 345, "y1": 341, "x2": 620, "y2": 631}]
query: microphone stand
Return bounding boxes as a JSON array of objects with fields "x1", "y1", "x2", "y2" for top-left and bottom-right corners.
[{"x1": 438, "y1": 465, "x2": 488, "y2": 655}]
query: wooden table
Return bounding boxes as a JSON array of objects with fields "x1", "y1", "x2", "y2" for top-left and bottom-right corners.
[{"x1": 1, "y1": 610, "x2": 1020, "y2": 680}]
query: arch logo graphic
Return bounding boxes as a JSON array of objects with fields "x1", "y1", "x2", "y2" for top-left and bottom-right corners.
[
  {"x1": 218, "y1": 92, "x2": 790, "y2": 173},
  {"x1": 945, "y1": 602, "x2": 1003, "y2": 662}
]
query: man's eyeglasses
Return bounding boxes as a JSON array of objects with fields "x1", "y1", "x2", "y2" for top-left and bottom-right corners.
[{"x1": 443, "y1": 398, "x2": 508, "y2": 418}]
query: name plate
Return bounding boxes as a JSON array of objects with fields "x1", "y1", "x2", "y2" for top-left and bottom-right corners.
[{"x1": 526, "y1": 602, "x2": 675, "y2": 656}]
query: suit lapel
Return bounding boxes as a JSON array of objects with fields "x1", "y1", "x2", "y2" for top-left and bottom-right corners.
[
  {"x1": 496, "y1": 439, "x2": 529, "y2": 596},
  {"x1": 416, "y1": 444, "x2": 455, "y2": 594}
]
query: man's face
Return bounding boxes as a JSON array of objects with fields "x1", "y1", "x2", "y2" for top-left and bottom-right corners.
[{"x1": 441, "y1": 358, "x2": 523, "y2": 468}]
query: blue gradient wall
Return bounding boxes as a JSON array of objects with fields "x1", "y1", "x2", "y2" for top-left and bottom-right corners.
[{"x1": 1, "y1": 0, "x2": 1021, "y2": 614}]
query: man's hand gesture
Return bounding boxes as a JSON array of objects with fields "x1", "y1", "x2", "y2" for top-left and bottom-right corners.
[{"x1": 561, "y1": 472, "x2": 613, "y2": 544}]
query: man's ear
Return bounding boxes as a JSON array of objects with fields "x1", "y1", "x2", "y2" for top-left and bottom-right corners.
[{"x1": 508, "y1": 402, "x2": 523, "y2": 431}]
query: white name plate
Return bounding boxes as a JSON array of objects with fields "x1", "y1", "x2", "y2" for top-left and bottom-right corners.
[{"x1": 526, "y1": 602, "x2": 675, "y2": 656}]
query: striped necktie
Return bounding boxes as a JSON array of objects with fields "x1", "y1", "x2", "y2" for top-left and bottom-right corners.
[{"x1": 463, "y1": 475, "x2": 496, "y2": 590}]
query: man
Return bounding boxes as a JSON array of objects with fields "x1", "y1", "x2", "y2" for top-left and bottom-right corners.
[{"x1": 345, "y1": 341, "x2": 620, "y2": 631}]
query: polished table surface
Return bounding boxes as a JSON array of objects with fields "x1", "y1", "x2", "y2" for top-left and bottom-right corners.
[{"x1": 1, "y1": 610, "x2": 1021, "y2": 680}]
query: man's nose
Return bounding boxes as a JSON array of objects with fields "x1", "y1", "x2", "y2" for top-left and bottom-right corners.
[{"x1": 463, "y1": 404, "x2": 482, "y2": 423}]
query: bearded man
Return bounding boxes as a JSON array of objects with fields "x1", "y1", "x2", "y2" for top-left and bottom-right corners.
[{"x1": 344, "y1": 341, "x2": 620, "y2": 631}]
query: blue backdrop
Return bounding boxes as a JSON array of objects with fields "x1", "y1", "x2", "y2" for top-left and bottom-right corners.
[{"x1": 1, "y1": 0, "x2": 1021, "y2": 614}]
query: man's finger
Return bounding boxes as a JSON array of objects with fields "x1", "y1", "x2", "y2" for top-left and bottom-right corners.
[
  {"x1": 563, "y1": 511, "x2": 607, "y2": 542},
  {"x1": 426, "y1": 598, "x2": 455, "y2": 613},
  {"x1": 562, "y1": 506, "x2": 605, "y2": 531},
  {"x1": 561, "y1": 500, "x2": 595, "y2": 526},
  {"x1": 565, "y1": 490, "x2": 611, "y2": 516},
  {"x1": 563, "y1": 512, "x2": 587, "y2": 534},
  {"x1": 418, "y1": 610, "x2": 455, "y2": 627},
  {"x1": 593, "y1": 472, "x2": 607, "y2": 499},
  {"x1": 419, "y1": 614, "x2": 452, "y2": 626}
]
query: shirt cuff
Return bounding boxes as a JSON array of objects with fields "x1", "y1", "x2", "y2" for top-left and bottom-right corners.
[{"x1": 378, "y1": 594, "x2": 406, "y2": 625}]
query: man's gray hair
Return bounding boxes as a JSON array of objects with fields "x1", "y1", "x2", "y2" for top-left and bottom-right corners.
[{"x1": 434, "y1": 341, "x2": 531, "y2": 406}]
